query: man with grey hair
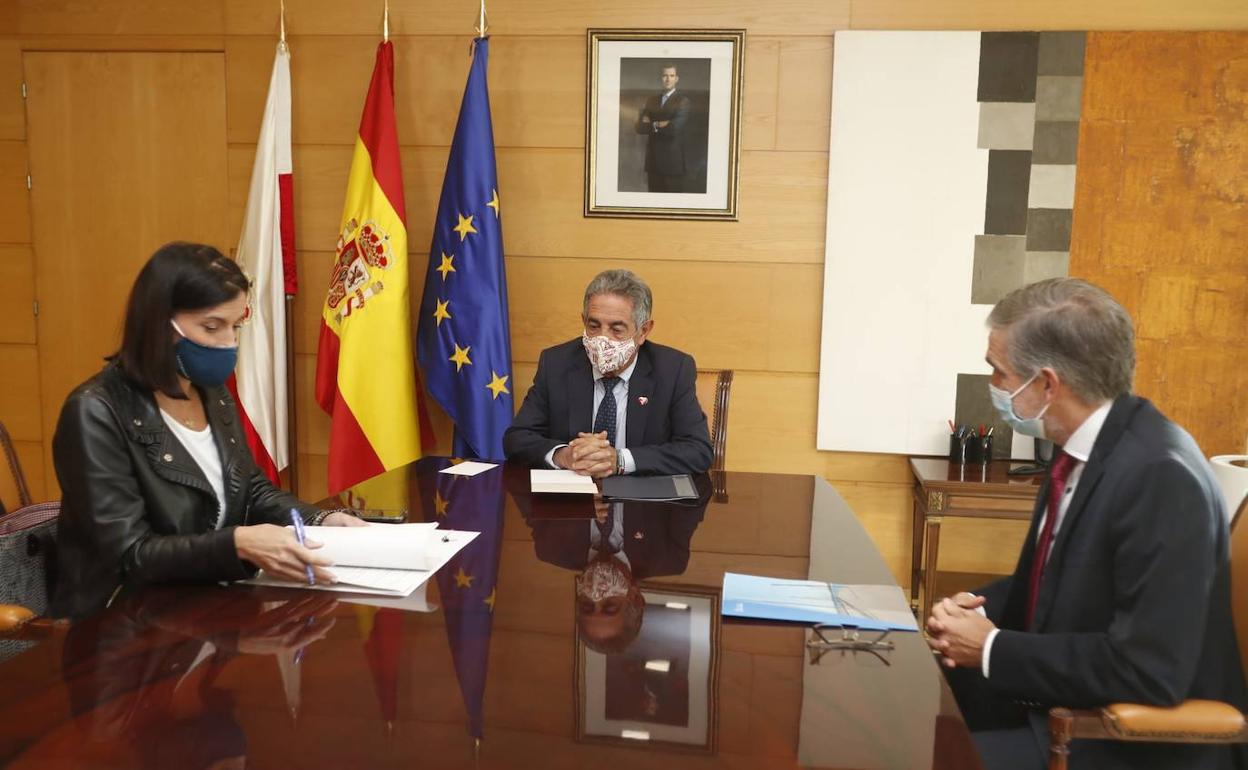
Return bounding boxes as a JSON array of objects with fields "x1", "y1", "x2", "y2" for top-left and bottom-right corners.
[
  {"x1": 926, "y1": 278, "x2": 1246, "y2": 770},
  {"x1": 503, "y1": 268, "x2": 712, "y2": 477}
]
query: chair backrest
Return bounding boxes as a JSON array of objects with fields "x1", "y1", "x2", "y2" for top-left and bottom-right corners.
[
  {"x1": 1211, "y1": 455, "x2": 1248, "y2": 525},
  {"x1": 695, "y1": 369, "x2": 734, "y2": 471},
  {"x1": 1231, "y1": 495, "x2": 1248, "y2": 681},
  {"x1": 0, "y1": 420, "x2": 32, "y2": 514}
]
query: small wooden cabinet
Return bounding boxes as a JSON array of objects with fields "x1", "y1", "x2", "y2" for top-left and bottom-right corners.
[{"x1": 909, "y1": 457, "x2": 1044, "y2": 621}]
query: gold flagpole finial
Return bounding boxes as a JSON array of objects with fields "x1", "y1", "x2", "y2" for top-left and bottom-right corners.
[
  {"x1": 474, "y1": 0, "x2": 488, "y2": 39},
  {"x1": 279, "y1": 0, "x2": 287, "y2": 46},
  {"x1": 383, "y1": 0, "x2": 390, "y2": 42}
]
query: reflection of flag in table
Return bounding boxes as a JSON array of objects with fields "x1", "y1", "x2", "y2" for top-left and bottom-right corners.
[
  {"x1": 315, "y1": 40, "x2": 424, "y2": 494},
  {"x1": 417, "y1": 461, "x2": 504, "y2": 739},
  {"x1": 417, "y1": 37, "x2": 512, "y2": 461},
  {"x1": 362, "y1": 607, "x2": 404, "y2": 725}
]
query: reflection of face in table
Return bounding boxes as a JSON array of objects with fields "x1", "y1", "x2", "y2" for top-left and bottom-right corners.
[{"x1": 604, "y1": 600, "x2": 692, "y2": 726}]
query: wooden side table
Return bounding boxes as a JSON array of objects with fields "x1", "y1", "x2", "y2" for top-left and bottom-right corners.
[{"x1": 909, "y1": 457, "x2": 1044, "y2": 621}]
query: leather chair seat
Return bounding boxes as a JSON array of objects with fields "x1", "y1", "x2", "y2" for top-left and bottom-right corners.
[{"x1": 1103, "y1": 700, "x2": 1246, "y2": 740}]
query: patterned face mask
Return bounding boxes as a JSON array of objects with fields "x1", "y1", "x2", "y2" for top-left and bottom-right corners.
[
  {"x1": 576, "y1": 558, "x2": 633, "y2": 603},
  {"x1": 582, "y1": 332, "x2": 637, "y2": 376}
]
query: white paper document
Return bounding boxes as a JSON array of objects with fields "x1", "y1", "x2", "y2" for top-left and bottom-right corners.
[
  {"x1": 530, "y1": 469, "x2": 598, "y2": 494},
  {"x1": 243, "y1": 529, "x2": 479, "y2": 597},
  {"x1": 300, "y1": 522, "x2": 439, "y2": 570},
  {"x1": 438, "y1": 461, "x2": 498, "y2": 477}
]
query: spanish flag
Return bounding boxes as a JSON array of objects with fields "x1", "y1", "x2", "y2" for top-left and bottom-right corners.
[{"x1": 315, "y1": 41, "x2": 422, "y2": 494}]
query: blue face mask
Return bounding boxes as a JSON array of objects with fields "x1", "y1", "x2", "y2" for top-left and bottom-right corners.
[
  {"x1": 988, "y1": 373, "x2": 1050, "y2": 439},
  {"x1": 171, "y1": 320, "x2": 238, "y2": 387}
]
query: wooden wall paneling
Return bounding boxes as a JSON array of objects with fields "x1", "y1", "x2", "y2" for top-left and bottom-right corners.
[
  {"x1": 0, "y1": 244, "x2": 34, "y2": 343},
  {"x1": 223, "y1": 0, "x2": 852, "y2": 38},
  {"x1": 0, "y1": 39, "x2": 24, "y2": 140},
  {"x1": 741, "y1": 37, "x2": 780, "y2": 151},
  {"x1": 505, "y1": 255, "x2": 823, "y2": 373},
  {"x1": 775, "y1": 37, "x2": 833, "y2": 152},
  {"x1": 24, "y1": 50, "x2": 229, "y2": 490},
  {"x1": 9, "y1": 440, "x2": 44, "y2": 503},
  {"x1": 17, "y1": 35, "x2": 226, "y2": 52},
  {"x1": 17, "y1": 0, "x2": 224, "y2": 36},
  {"x1": 849, "y1": 0, "x2": 1248, "y2": 30},
  {"x1": 0, "y1": 139, "x2": 29, "y2": 243},
  {"x1": 499, "y1": 148, "x2": 829, "y2": 263},
  {"x1": 0, "y1": 344, "x2": 41, "y2": 441}
]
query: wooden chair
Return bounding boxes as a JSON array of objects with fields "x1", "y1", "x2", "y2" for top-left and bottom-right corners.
[
  {"x1": 695, "y1": 369, "x2": 734, "y2": 472},
  {"x1": 1047, "y1": 494, "x2": 1248, "y2": 769},
  {"x1": 0, "y1": 420, "x2": 32, "y2": 515}
]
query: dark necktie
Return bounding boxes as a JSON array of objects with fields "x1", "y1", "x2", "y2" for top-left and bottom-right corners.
[
  {"x1": 1025, "y1": 450, "x2": 1077, "y2": 630},
  {"x1": 592, "y1": 377, "x2": 620, "y2": 447},
  {"x1": 595, "y1": 514, "x2": 620, "y2": 554}
]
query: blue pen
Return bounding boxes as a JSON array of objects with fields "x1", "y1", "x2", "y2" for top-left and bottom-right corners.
[{"x1": 289, "y1": 508, "x2": 316, "y2": 586}]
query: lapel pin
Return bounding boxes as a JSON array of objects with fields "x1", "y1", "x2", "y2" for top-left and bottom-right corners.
[
  {"x1": 633, "y1": 531, "x2": 644, "y2": 540},
  {"x1": 638, "y1": 396, "x2": 648, "y2": 406}
]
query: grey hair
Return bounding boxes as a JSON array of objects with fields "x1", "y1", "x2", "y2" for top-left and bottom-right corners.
[
  {"x1": 582, "y1": 269, "x2": 653, "y2": 329},
  {"x1": 987, "y1": 278, "x2": 1135, "y2": 403}
]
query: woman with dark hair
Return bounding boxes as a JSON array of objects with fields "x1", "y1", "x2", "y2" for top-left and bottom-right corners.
[{"x1": 50, "y1": 242, "x2": 362, "y2": 619}]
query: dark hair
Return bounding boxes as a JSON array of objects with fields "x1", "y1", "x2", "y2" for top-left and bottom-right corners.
[
  {"x1": 660, "y1": 62, "x2": 678, "y2": 75},
  {"x1": 114, "y1": 242, "x2": 249, "y2": 398}
]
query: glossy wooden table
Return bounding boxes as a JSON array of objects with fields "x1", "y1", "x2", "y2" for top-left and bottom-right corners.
[
  {"x1": 909, "y1": 458, "x2": 1045, "y2": 622},
  {"x1": 0, "y1": 460, "x2": 983, "y2": 769}
]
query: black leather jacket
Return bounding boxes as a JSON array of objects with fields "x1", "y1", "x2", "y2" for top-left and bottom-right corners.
[{"x1": 49, "y1": 363, "x2": 319, "y2": 619}]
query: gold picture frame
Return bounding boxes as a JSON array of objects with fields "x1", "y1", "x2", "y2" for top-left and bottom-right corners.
[{"x1": 584, "y1": 29, "x2": 745, "y2": 221}]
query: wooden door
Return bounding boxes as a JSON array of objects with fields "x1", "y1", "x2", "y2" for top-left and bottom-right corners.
[{"x1": 23, "y1": 51, "x2": 228, "y2": 494}]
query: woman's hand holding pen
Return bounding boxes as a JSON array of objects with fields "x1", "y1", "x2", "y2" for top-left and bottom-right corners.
[{"x1": 234, "y1": 524, "x2": 337, "y2": 584}]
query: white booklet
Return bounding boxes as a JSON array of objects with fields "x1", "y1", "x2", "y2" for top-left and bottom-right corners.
[
  {"x1": 530, "y1": 468, "x2": 598, "y2": 494},
  {"x1": 242, "y1": 525, "x2": 479, "y2": 597}
]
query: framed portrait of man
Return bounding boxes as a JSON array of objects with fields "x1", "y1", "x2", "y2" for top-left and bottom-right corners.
[
  {"x1": 585, "y1": 29, "x2": 745, "y2": 220},
  {"x1": 574, "y1": 583, "x2": 721, "y2": 753}
]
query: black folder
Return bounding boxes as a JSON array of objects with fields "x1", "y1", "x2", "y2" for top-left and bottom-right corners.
[{"x1": 601, "y1": 474, "x2": 699, "y2": 501}]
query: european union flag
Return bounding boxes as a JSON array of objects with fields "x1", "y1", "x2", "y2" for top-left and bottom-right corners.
[
  {"x1": 417, "y1": 460, "x2": 505, "y2": 740},
  {"x1": 418, "y1": 37, "x2": 512, "y2": 460}
]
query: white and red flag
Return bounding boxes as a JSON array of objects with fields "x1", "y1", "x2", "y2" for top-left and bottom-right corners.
[{"x1": 229, "y1": 41, "x2": 296, "y2": 483}]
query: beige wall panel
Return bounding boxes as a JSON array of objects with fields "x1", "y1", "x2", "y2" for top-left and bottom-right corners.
[
  {"x1": 501, "y1": 148, "x2": 828, "y2": 263},
  {"x1": 936, "y1": 516, "x2": 1030, "y2": 575},
  {"x1": 0, "y1": 139, "x2": 29, "y2": 243},
  {"x1": 225, "y1": 0, "x2": 851, "y2": 37},
  {"x1": 232, "y1": 144, "x2": 829, "y2": 265},
  {"x1": 294, "y1": 353, "x2": 331, "y2": 455},
  {"x1": 25, "y1": 50, "x2": 229, "y2": 488},
  {"x1": 0, "y1": 5, "x2": 14, "y2": 34},
  {"x1": 740, "y1": 37, "x2": 779, "y2": 151},
  {"x1": 834, "y1": 480, "x2": 912, "y2": 585},
  {"x1": 775, "y1": 37, "x2": 833, "y2": 152},
  {"x1": 296, "y1": 452, "x2": 328, "y2": 503},
  {"x1": 18, "y1": 35, "x2": 225, "y2": 52},
  {"x1": 0, "y1": 39, "x2": 23, "y2": 140},
  {"x1": 849, "y1": 0, "x2": 1248, "y2": 30},
  {"x1": 227, "y1": 35, "x2": 586, "y2": 149},
  {"x1": 0, "y1": 344, "x2": 40, "y2": 441},
  {"x1": 12, "y1": 440, "x2": 44, "y2": 503},
  {"x1": 506, "y1": 256, "x2": 823, "y2": 373},
  {"x1": 0, "y1": 244, "x2": 34, "y2": 343},
  {"x1": 17, "y1": 0, "x2": 223, "y2": 36}
]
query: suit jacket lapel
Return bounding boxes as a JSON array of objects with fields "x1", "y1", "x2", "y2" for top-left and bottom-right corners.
[
  {"x1": 567, "y1": 352, "x2": 594, "y2": 437},
  {"x1": 626, "y1": 349, "x2": 654, "y2": 450},
  {"x1": 1033, "y1": 395, "x2": 1139, "y2": 630}
]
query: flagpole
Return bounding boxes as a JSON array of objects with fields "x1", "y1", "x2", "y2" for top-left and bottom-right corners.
[
  {"x1": 279, "y1": 0, "x2": 287, "y2": 45},
  {"x1": 474, "y1": 0, "x2": 488, "y2": 38},
  {"x1": 382, "y1": 0, "x2": 389, "y2": 42}
]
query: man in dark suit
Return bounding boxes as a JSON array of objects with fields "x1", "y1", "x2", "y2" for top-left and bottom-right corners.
[
  {"x1": 634, "y1": 63, "x2": 693, "y2": 193},
  {"x1": 503, "y1": 269, "x2": 713, "y2": 478},
  {"x1": 926, "y1": 278, "x2": 1247, "y2": 770}
]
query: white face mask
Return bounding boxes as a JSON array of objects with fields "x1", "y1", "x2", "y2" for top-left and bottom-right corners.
[
  {"x1": 582, "y1": 332, "x2": 637, "y2": 376},
  {"x1": 988, "y1": 373, "x2": 1050, "y2": 439}
]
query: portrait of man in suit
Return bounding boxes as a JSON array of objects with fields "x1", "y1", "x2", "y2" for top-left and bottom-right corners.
[
  {"x1": 503, "y1": 268, "x2": 713, "y2": 478},
  {"x1": 925, "y1": 278, "x2": 1248, "y2": 770},
  {"x1": 615, "y1": 58, "x2": 711, "y2": 195}
]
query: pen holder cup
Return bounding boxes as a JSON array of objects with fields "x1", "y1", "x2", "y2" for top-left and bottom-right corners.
[
  {"x1": 949, "y1": 434, "x2": 971, "y2": 465},
  {"x1": 977, "y1": 435, "x2": 993, "y2": 463}
]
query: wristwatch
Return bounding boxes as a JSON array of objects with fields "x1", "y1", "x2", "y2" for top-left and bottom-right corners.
[{"x1": 616, "y1": 451, "x2": 626, "y2": 476}]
